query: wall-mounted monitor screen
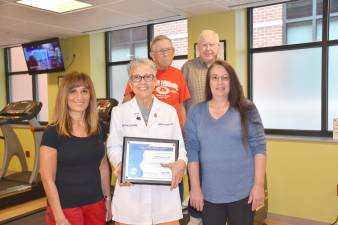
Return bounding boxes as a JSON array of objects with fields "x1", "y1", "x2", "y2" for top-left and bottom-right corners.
[{"x1": 22, "y1": 38, "x2": 65, "y2": 75}]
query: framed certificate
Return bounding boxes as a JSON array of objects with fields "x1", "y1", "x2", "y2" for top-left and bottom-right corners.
[{"x1": 121, "y1": 137, "x2": 179, "y2": 185}]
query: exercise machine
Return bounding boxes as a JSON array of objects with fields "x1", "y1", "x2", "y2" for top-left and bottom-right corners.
[
  {"x1": 97, "y1": 98, "x2": 118, "y2": 127},
  {"x1": 96, "y1": 98, "x2": 118, "y2": 201},
  {"x1": 0, "y1": 100, "x2": 45, "y2": 209}
]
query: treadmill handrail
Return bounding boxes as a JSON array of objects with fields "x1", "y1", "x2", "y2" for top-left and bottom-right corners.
[{"x1": 30, "y1": 126, "x2": 46, "y2": 132}]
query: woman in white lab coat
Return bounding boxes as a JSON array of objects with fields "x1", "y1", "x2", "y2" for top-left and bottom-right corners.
[{"x1": 107, "y1": 58, "x2": 187, "y2": 225}]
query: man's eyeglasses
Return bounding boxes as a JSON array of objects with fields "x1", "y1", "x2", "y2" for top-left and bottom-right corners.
[
  {"x1": 130, "y1": 74, "x2": 155, "y2": 82},
  {"x1": 152, "y1": 48, "x2": 174, "y2": 54},
  {"x1": 210, "y1": 74, "x2": 230, "y2": 82}
]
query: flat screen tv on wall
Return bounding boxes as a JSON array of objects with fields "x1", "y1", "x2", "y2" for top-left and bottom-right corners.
[{"x1": 22, "y1": 38, "x2": 65, "y2": 75}]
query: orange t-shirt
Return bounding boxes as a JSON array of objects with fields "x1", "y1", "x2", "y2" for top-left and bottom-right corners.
[{"x1": 124, "y1": 66, "x2": 191, "y2": 129}]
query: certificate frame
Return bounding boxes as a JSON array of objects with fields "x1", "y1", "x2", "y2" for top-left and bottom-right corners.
[{"x1": 121, "y1": 137, "x2": 179, "y2": 185}]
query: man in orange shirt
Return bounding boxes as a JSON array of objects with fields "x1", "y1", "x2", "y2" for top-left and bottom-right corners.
[{"x1": 123, "y1": 35, "x2": 190, "y2": 129}]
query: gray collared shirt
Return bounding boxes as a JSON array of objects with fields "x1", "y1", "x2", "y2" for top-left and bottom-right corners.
[{"x1": 181, "y1": 57, "x2": 209, "y2": 111}]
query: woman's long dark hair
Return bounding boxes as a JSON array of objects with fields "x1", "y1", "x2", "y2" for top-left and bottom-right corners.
[{"x1": 206, "y1": 60, "x2": 250, "y2": 149}]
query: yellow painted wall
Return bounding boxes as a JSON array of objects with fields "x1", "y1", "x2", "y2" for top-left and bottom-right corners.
[
  {"x1": 0, "y1": 127, "x2": 37, "y2": 172},
  {"x1": 48, "y1": 34, "x2": 105, "y2": 120},
  {"x1": 90, "y1": 33, "x2": 106, "y2": 98},
  {"x1": 266, "y1": 139, "x2": 338, "y2": 223},
  {"x1": 0, "y1": 49, "x2": 6, "y2": 169},
  {"x1": 48, "y1": 35, "x2": 91, "y2": 121},
  {"x1": 0, "y1": 48, "x2": 6, "y2": 109}
]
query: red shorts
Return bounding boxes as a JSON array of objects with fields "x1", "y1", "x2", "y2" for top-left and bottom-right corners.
[{"x1": 46, "y1": 199, "x2": 106, "y2": 225}]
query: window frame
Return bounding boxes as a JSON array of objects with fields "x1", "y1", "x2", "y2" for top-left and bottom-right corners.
[
  {"x1": 4, "y1": 47, "x2": 48, "y2": 125},
  {"x1": 105, "y1": 19, "x2": 188, "y2": 99},
  {"x1": 105, "y1": 24, "x2": 150, "y2": 98},
  {"x1": 248, "y1": 0, "x2": 338, "y2": 137}
]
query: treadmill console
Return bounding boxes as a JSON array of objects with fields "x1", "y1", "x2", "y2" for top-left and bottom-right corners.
[{"x1": 0, "y1": 100, "x2": 42, "y2": 122}]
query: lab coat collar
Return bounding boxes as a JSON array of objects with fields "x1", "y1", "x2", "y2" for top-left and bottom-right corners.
[
  {"x1": 130, "y1": 96, "x2": 161, "y2": 126},
  {"x1": 130, "y1": 95, "x2": 161, "y2": 112}
]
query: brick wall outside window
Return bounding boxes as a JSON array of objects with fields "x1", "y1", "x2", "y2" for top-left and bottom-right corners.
[
  {"x1": 154, "y1": 20, "x2": 187, "y2": 55},
  {"x1": 253, "y1": 4, "x2": 283, "y2": 48}
]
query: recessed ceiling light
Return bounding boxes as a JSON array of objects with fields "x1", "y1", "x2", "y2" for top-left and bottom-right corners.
[{"x1": 16, "y1": 0, "x2": 92, "y2": 13}]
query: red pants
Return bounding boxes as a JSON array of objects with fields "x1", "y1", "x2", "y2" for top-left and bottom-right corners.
[{"x1": 46, "y1": 199, "x2": 106, "y2": 225}]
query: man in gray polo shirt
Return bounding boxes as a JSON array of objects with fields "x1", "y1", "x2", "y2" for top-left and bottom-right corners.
[
  {"x1": 181, "y1": 29, "x2": 220, "y2": 225},
  {"x1": 182, "y1": 29, "x2": 220, "y2": 112}
]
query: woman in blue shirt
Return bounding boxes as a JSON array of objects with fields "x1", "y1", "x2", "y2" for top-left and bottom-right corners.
[{"x1": 184, "y1": 60, "x2": 266, "y2": 225}]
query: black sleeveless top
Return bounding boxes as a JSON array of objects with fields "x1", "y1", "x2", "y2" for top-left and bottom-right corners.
[{"x1": 41, "y1": 123, "x2": 108, "y2": 208}]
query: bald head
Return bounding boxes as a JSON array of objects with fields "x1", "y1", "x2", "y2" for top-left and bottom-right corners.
[
  {"x1": 198, "y1": 30, "x2": 220, "y2": 44},
  {"x1": 197, "y1": 30, "x2": 220, "y2": 66}
]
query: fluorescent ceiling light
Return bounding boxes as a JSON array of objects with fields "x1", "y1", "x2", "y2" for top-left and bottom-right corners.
[{"x1": 16, "y1": 0, "x2": 92, "y2": 13}]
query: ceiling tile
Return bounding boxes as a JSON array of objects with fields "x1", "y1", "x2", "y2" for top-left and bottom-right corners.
[
  {"x1": 81, "y1": 0, "x2": 124, "y2": 6},
  {"x1": 153, "y1": 0, "x2": 210, "y2": 8},
  {"x1": 0, "y1": 16, "x2": 22, "y2": 27},
  {"x1": 104, "y1": 0, "x2": 182, "y2": 22},
  {"x1": 104, "y1": 0, "x2": 172, "y2": 15},
  {"x1": 0, "y1": 1, "x2": 8, "y2": 6},
  {"x1": 0, "y1": 3, "x2": 56, "y2": 22},
  {"x1": 10, "y1": 22, "x2": 80, "y2": 37},
  {"x1": 180, "y1": 2, "x2": 228, "y2": 16},
  {"x1": 0, "y1": 27, "x2": 40, "y2": 47},
  {"x1": 36, "y1": 7, "x2": 141, "y2": 33}
]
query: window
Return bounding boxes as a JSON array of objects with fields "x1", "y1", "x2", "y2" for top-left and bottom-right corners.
[
  {"x1": 106, "y1": 26, "x2": 148, "y2": 103},
  {"x1": 329, "y1": 0, "x2": 338, "y2": 39},
  {"x1": 6, "y1": 46, "x2": 49, "y2": 122},
  {"x1": 109, "y1": 26, "x2": 148, "y2": 62},
  {"x1": 109, "y1": 64, "x2": 129, "y2": 104},
  {"x1": 249, "y1": 0, "x2": 338, "y2": 136},
  {"x1": 328, "y1": 45, "x2": 338, "y2": 130},
  {"x1": 153, "y1": 20, "x2": 188, "y2": 56},
  {"x1": 153, "y1": 20, "x2": 188, "y2": 69},
  {"x1": 252, "y1": 0, "x2": 329, "y2": 48},
  {"x1": 285, "y1": 0, "x2": 323, "y2": 43},
  {"x1": 106, "y1": 20, "x2": 188, "y2": 103},
  {"x1": 252, "y1": 48, "x2": 322, "y2": 130},
  {"x1": 8, "y1": 47, "x2": 33, "y2": 102}
]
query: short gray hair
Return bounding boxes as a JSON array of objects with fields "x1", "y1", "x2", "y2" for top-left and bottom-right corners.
[
  {"x1": 127, "y1": 58, "x2": 157, "y2": 77},
  {"x1": 150, "y1": 35, "x2": 173, "y2": 51}
]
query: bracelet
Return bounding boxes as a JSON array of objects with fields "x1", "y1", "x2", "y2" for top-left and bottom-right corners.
[
  {"x1": 104, "y1": 195, "x2": 112, "y2": 201},
  {"x1": 56, "y1": 219, "x2": 69, "y2": 225}
]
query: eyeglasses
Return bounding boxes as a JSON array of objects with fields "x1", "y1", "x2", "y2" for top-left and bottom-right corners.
[
  {"x1": 152, "y1": 48, "x2": 174, "y2": 54},
  {"x1": 210, "y1": 74, "x2": 230, "y2": 82},
  {"x1": 130, "y1": 74, "x2": 155, "y2": 82}
]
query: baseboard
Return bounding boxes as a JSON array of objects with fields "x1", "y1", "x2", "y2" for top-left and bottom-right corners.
[{"x1": 267, "y1": 213, "x2": 328, "y2": 225}]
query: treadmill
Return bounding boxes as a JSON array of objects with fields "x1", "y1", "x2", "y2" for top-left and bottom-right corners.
[
  {"x1": 97, "y1": 98, "x2": 118, "y2": 127},
  {"x1": 96, "y1": 98, "x2": 118, "y2": 200},
  {"x1": 0, "y1": 100, "x2": 45, "y2": 210}
]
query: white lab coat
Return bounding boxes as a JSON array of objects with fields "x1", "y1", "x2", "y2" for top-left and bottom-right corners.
[{"x1": 107, "y1": 96, "x2": 187, "y2": 225}]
